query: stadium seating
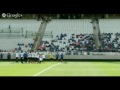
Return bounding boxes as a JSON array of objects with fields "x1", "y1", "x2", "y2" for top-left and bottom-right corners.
[
  {"x1": 0, "y1": 19, "x2": 120, "y2": 52},
  {"x1": 0, "y1": 19, "x2": 41, "y2": 51}
]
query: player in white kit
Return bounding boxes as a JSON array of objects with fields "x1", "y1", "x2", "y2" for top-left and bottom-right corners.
[
  {"x1": 38, "y1": 53, "x2": 43, "y2": 63},
  {"x1": 20, "y1": 51, "x2": 24, "y2": 63},
  {"x1": 15, "y1": 52, "x2": 19, "y2": 63}
]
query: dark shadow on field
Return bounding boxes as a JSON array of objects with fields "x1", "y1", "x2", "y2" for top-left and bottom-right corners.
[
  {"x1": 62, "y1": 61, "x2": 68, "y2": 64},
  {"x1": 103, "y1": 62, "x2": 120, "y2": 64},
  {"x1": 1, "y1": 59, "x2": 120, "y2": 63}
]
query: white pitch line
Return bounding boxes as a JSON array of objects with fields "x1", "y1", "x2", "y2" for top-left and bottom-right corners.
[{"x1": 33, "y1": 63, "x2": 61, "y2": 76}]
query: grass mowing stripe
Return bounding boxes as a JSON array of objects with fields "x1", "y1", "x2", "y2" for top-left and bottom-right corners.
[
  {"x1": 89, "y1": 62, "x2": 108, "y2": 76},
  {"x1": 33, "y1": 63, "x2": 61, "y2": 76}
]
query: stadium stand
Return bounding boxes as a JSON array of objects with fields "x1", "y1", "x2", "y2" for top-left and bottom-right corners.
[
  {"x1": 0, "y1": 19, "x2": 41, "y2": 51},
  {"x1": 0, "y1": 18, "x2": 120, "y2": 60}
]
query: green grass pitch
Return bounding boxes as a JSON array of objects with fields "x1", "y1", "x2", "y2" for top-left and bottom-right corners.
[{"x1": 0, "y1": 61, "x2": 120, "y2": 76}]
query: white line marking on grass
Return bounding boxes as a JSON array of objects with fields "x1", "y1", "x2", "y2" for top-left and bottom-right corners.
[{"x1": 33, "y1": 63, "x2": 61, "y2": 76}]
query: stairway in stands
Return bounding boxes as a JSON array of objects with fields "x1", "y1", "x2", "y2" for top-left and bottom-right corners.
[{"x1": 32, "y1": 20, "x2": 48, "y2": 51}]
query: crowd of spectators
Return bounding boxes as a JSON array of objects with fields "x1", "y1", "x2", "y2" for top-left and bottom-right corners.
[
  {"x1": 37, "y1": 32, "x2": 120, "y2": 53},
  {"x1": 0, "y1": 32, "x2": 120, "y2": 55}
]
